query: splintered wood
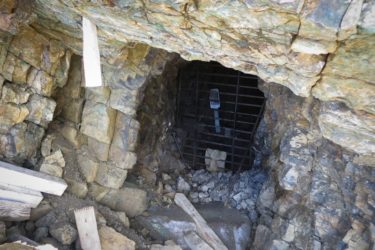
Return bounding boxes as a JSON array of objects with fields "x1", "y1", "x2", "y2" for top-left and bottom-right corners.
[
  {"x1": 82, "y1": 16, "x2": 103, "y2": 87},
  {"x1": 174, "y1": 193, "x2": 228, "y2": 250},
  {"x1": 0, "y1": 160, "x2": 68, "y2": 221},
  {"x1": 74, "y1": 206, "x2": 101, "y2": 250}
]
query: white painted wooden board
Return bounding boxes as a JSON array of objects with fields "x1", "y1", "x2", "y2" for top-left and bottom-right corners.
[
  {"x1": 82, "y1": 16, "x2": 103, "y2": 87},
  {"x1": 0, "y1": 160, "x2": 67, "y2": 196},
  {"x1": 0, "y1": 183, "x2": 43, "y2": 208},
  {"x1": 184, "y1": 231, "x2": 214, "y2": 250},
  {"x1": 0, "y1": 199, "x2": 31, "y2": 221},
  {"x1": 175, "y1": 193, "x2": 228, "y2": 250},
  {"x1": 74, "y1": 206, "x2": 101, "y2": 250}
]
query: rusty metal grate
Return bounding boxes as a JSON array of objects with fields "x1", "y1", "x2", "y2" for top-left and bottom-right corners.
[{"x1": 176, "y1": 61, "x2": 265, "y2": 171}]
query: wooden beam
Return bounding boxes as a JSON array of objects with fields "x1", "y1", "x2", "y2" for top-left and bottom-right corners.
[
  {"x1": 184, "y1": 231, "x2": 214, "y2": 250},
  {"x1": 0, "y1": 199, "x2": 30, "y2": 221},
  {"x1": 174, "y1": 193, "x2": 228, "y2": 250},
  {"x1": 0, "y1": 183, "x2": 43, "y2": 208},
  {"x1": 0, "y1": 160, "x2": 67, "y2": 196},
  {"x1": 82, "y1": 16, "x2": 103, "y2": 87},
  {"x1": 74, "y1": 206, "x2": 101, "y2": 250}
]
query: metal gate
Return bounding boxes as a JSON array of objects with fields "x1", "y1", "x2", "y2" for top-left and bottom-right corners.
[{"x1": 176, "y1": 62, "x2": 265, "y2": 171}]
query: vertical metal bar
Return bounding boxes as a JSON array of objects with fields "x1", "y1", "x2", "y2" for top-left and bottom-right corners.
[
  {"x1": 176, "y1": 67, "x2": 183, "y2": 127},
  {"x1": 193, "y1": 65, "x2": 200, "y2": 168},
  {"x1": 231, "y1": 71, "x2": 240, "y2": 170}
]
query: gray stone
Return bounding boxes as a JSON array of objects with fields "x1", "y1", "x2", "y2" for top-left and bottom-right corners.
[
  {"x1": 177, "y1": 177, "x2": 190, "y2": 192},
  {"x1": 34, "y1": 226, "x2": 49, "y2": 242},
  {"x1": 87, "y1": 137, "x2": 110, "y2": 161},
  {"x1": 136, "y1": 203, "x2": 251, "y2": 250},
  {"x1": 80, "y1": 101, "x2": 116, "y2": 144},
  {"x1": 99, "y1": 187, "x2": 148, "y2": 217},
  {"x1": 39, "y1": 150, "x2": 65, "y2": 177},
  {"x1": 26, "y1": 94, "x2": 56, "y2": 128},
  {"x1": 49, "y1": 222, "x2": 78, "y2": 245},
  {"x1": 318, "y1": 102, "x2": 375, "y2": 155},
  {"x1": 95, "y1": 163, "x2": 128, "y2": 189},
  {"x1": 99, "y1": 225, "x2": 135, "y2": 250},
  {"x1": 109, "y1": 88, "x2": 138, "y2": 116},
  {"x1": 77, "y1": 147, "x2": 98, "y2": 183}
]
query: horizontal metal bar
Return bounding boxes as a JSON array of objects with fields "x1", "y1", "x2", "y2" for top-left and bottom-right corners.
[
  {"x1": 182, "y1": 113, "x2": 257, "y2": 126},
  {"x1": 198, "y1": 72, "x2": 258, "y2": 79},
  {"x1": 197, "y1": 131, "x2": 252, "y2": 143},
  {"x1": 184, "y1": 137, "x2": 250, "y2": 151},
  {"x1": 195, "y1": 123, "x2": 254, "y2": 135},
  {"x1": 194, "y1": 124, "x2": 251, "y2": 135},
  {"x1": 197, "y1": 80, "x2": 259, "y2": 90},
  {"x1": 180, "y1": 88, "x2": 265, "y2": 99},
  {"x1": 182, "y1": 145, "x2": 252, "y2": 159}
]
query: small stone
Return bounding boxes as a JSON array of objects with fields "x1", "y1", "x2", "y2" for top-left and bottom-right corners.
[
  {"x1": 30, "y1": 201, "x2": 53, "y2": 221},
  {"x1": 49, "y1": 222, "x2": 78, "y2": 245},
  {"x1": 25, "y1": 221, "x2": 35, "y2": 232},
  {"x1": 77, "y1": 147, "x2": 99, "y2": 183},
  {"x1": 164, "y1": 184, "x2": 174, "y2": 193},
  {"x1": 99, "y1": 225, "x2": 135, "y2": 250},
  {"x1": 117, "y1": 212, "x2": 130, "y2": 228},
  {"x1": 1, "y1": 83, "x2": 30, "y2": 104},
  {"x1": 34, "y1": 226, "x2": 49, "y2": 242},
  {"x1": 41, "y1": 134, "x2": 55, "y2": 157},
  {"x1": 26, "y1": 94, "x2": 56, "y2": 128},
  {"x1": 26, "y1": 68, "x2": 54, "y2": 96},
  {"x1": 177, "y1": 177, "x2": 190, "y2": 192},
  {"x1": 65, "y1": 177, "x2": 88, "y2": 198},
  {"x1": 162, "y1": 173, "x2": 171, "y2": 181},
  {"x1": 205, "y1": 148, "x2": 227, "y2": 172},
  {"x1": 39, "y1": 150, "x2": 65, "y2": 177}
]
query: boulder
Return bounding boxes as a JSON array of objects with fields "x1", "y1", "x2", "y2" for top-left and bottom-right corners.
[
  {"x1": 99, "y1": 225, "x2": 135, "y2": 250},
  {"x1": 99, "y1": 187, "x2": 148, "y2": 217},
  {"x1": 49, "y1": 222, "x2": 78, "y2": 245},
  {"x1": 26, "y1": 68, "x2": 54, "y2": 97},
  {"x1": 87, "y1": 137, "x2": 110, "y2": 161},
  {"x1": 80, "y1": 101, "x2": 116, "y2": 144},
  {"x1": 136, "y1": 203, "x2": 251, "y2": 250},
  {"x1": 109, "y1": 88, "x2": 138, "y2": 116},
  {"x1": 1, "y1": 84, "x2": 30, "y2": 104},
  {"x1": 95, "y1": 163, "x2": 128, "y2": 189}
]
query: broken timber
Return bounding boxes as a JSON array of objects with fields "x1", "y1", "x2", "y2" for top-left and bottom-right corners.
[
  {"x1": 174, "y1": 193, "x2": 228, "y2": 250},
  {"x1": 0, "y1": 160, "x2": 67, "y2": 196},
  {"x1": 74, "y1": 206, "x2": 101, "y2": 250},
  {"x1": 0, "y1": 160, "x2": 67, "y2": 221},
  {"x1": 82, "y1": 16, "x2": 103, "y2": 87}
]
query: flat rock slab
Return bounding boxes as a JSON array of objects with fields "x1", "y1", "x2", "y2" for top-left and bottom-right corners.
[{"x1": 136, "y1": 203, "x2": 251, "y2": 250}]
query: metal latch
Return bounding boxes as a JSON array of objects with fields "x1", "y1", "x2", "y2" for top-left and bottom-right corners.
[{"x1": 209, "y1": 88, "x2": 221, "y2": 133}]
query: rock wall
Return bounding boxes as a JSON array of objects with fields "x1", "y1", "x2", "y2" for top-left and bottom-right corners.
[
  {"x1": 0, "y1": 0, "x2": 374, "y2": 249},
  {"x1": 254, "y1": 83, "x2": 375, "y2": 250}
]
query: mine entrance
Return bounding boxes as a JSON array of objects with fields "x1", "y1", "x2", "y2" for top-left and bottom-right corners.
[{"x1": 176, "y1": 62, "x2": 265, "y2": 171}]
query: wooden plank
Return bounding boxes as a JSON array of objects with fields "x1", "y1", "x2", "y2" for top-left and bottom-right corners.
[
  {"x1": 0, "y1": 183, "x2": 43, "y2": 208},
  {"x1": 174, "y1": 193, "x2": 228, "y2": 250},
  {"x1": 0, "y1": 160, "x2": 67, "y2": 196},
  {"x1": 0, "y1": 199, "x2": 30, "y2": 221},
  {"x1": 82, "y1": 16, "x2": 103, "y2": 87},
  {"x1": 74, "y1": 206, "x2": 101, "y2": 250},
  {"x1": 184, "y1": 231, "x2": 214, "y2": 250}
]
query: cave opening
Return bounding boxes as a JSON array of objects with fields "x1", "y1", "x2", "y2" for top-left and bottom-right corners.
[{"x1": 176, "y1": 61, "x2": 265, "y2": 171}]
